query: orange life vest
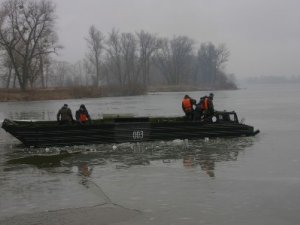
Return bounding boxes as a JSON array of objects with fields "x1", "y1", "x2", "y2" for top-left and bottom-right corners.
[
  {"x1": 79, "y1": 113, "x2": 88, "y2": 123},
  {"x1": 182, "y1": 98, "x2": 192, "y2": 112},
  {"x1": 200, "y1": 97, "x2": 209, "y2": 110}
]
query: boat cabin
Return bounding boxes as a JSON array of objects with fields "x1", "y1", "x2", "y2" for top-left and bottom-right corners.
[{"x1": 213, "y1": 111, "x2": 239, "y2": 123}]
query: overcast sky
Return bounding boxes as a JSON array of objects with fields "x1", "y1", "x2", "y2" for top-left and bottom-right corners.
[{"x1": 52, "y1": 0, "x2": 300, "y2": 78}]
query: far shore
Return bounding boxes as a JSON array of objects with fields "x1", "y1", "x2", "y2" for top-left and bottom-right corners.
[{"x1": 0, "y1": 85, "x2": 237, "y2": 102}]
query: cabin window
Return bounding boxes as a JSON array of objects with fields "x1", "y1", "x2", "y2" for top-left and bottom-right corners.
[
  {"x1": 222, "y1": 114, "x2": 230, "y2": 121},
  {"x1": 218, "y1": 113, "x2": 236, "y2": 122},
  {"x1": 229, "y1": 114, "x2": 235, "y2": 122}
]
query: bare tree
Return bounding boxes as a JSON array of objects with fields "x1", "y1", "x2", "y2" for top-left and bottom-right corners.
[
  {"x1": 0, "y1": 53, "x2": 14, "y2": 88},
  {"x1": 85, "y1": 25, "x2": 104, "y2": 87},
  {"x1": 50, "y1": 60, "x2": 70, "y2": 87},
  {"x1": 106, "y1": 29, "x2": 123, "y2": 86},
  {"x1": 0, "y1": 0, "x2": 59, "y2": 90},
  {"x1": 136, "y1": 30, "x2": 159, "y2": 86},
  {"x1": 71, "y1": 60, "x2": 85, "y2": 86},
  {"x1": 120, "y1": 32, "x2": 139, "y2": 85},
  {"x1": 197, "y1": 42, "x2": 229, "y2": 86},
  {"x1": 39, "y1": 54, "x2": 51, "y2": 88},
  {"x1": 28, "y1": 55, "x2": 39, "y2": 88},
  {"x1": 154, "y1": 38, "x2": 173, "y2": 84},
  {"x1": 104, "y1": 29, "x2": 148, "y2": 94},
  {"x1": 50, "y1": 60, "x2": 84, "y2": 88},
  {"x1": 155, "y1": 36, "x2": 194, "y2": 85},
  {"x1": 83, "y1": 59, "x2": 93, "y2": 86}
]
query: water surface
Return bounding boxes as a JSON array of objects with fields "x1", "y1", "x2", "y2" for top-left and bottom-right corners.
[{"x1": 1, "y1": 84, "x2": 300, "y2": 225}]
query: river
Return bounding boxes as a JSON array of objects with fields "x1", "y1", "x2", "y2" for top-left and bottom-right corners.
[{"x1": 0, "y1": 83, "x2": 300, "y2": 225}]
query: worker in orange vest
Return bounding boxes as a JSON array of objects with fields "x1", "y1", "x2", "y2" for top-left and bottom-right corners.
[
  {"x1": 194, "y1": 93, "x2": 214, "y2": 121},
  {"x1": 182, "y1": 95, "x2": 195, "y2": 120},
  {"x1": 202, "y1": 93, "x2": 214, "y2": 120},
  {"x1": 194, "y1": 96, "x2": 207, "y2": 120}
]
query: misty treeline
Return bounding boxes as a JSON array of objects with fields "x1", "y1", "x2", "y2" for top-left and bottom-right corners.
[
  {"x1": 246, "y1": 75, "x2": 300, "y2": 84},
  {"x1": 0, "y1": 0, "x2": 236, "y2": 94}
]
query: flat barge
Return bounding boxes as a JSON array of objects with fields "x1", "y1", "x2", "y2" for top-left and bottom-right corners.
[{"x1": 1, "y1": 111, "x2": 259, "y2": 147}]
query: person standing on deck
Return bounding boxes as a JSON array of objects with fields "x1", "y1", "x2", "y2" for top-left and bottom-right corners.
[
  {"x1": 182, "y1": 95, "x2": 195, "y2": 120},
  {"x1": 194, "y1": 95, "x2": 207, "y2": 120},
  {"x1": 202, "y1": 93, "x2": 215, "y2": 120},
  {"x1": 57, "y1": 104, "x2": 74, "y2": 124}
]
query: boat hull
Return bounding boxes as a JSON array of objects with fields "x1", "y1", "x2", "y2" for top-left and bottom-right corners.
[{"x1": 2, "y1": 118, "x2": 259, "y2": 147}]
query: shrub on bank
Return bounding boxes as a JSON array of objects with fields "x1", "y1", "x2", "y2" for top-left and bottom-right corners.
[
  {"x1": 0, "y1": 84, "x2": 147, "y2": 102},
  {"x1": 0, "y1": 82, "x2": 237, "y2": 102}
]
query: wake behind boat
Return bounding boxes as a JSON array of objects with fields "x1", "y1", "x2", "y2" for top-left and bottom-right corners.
[{"x1": 1, "y1": 111, "x2": 259, "y2": 148}]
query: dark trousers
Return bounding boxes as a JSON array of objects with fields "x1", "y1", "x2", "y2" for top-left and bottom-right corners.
[
  {"x1": 193, "y1": 110, "x2": 203, "y2": 121},
  {"x1": 185, "y1": 111, "x2": 193, "y2": 120}
]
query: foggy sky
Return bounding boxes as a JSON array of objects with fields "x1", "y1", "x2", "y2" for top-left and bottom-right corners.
[{"x1": 52, "y1": 0, "x2": 300, "y2": 78}]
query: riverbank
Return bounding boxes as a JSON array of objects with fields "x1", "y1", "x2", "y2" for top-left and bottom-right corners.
[
  {"x1": 148, "y1": 84, "x2": 237, "y2": 92},
  {"x1": 0, "y1": 84, "x2": 237, "y2": 102},
  {"x1": 0, "y1": 88, "x2": 101, "y2": 102},
  {"x1": 0, "y1": 86, "x2": 145, "y2": 102}
]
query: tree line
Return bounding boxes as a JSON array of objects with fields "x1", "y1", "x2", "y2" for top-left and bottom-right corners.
[{"x1": 0, "y1": 0, "x2": 236, "y2": 93}]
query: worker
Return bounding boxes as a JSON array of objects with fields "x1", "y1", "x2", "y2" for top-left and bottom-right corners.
[
  {"x1": 75, "y1": 104, "x2": 91, "y2": 124},
  {"x1": 57, "y1": 104, "x2": 74, "y2": 124},
  {"x1": 202, "y1": 93, "x2": 215, "y2": 121},
  {"x1": 182, "y1": 95, "x2": 195, "y2": 120},
  {"x1": 193, "y1": 95, "x2": 207, "y2": 120}
]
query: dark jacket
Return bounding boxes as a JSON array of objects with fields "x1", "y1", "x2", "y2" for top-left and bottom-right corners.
[
  {"x1": 207, "y1": 97, "x2": 214, "y2": 113},
  {"x1": 75, "y1": 108, "x2": 91, "y2": 124},
  {"x1": 57, "y1": 106, "x2": 73, "y2": 122}
]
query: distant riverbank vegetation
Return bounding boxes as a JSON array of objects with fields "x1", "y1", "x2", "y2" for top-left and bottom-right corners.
[{"x1": 0, "y1": 0, "x2": 236, "y2": 102}]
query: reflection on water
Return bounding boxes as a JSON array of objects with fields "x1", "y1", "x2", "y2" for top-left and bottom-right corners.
[
  {"x1": 78, "y1": 163, "x2": 92, "y2": 178},
  {"x1": 76, "y1": 162, "x2": 113, "y2": 204},
  {"x1": 1, "y1": 137, "x2": 255, "y2": 218},
  {"x1": 7, "y1": 151, "x2": 81, "y2": 168},
  {"x1": 183, "y1": 156, "x2": 215, "y2": 177},
  {"x1": 5, "y1": 137, "x2": 255, "y2": 178}
]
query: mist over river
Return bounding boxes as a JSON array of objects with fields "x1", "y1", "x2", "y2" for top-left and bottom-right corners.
[{"x1": 1, "y1": 83, "x2": 300, "y2": 225}]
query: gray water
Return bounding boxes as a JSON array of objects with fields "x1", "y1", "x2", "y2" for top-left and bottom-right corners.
[{"x1": 0, "y1": 84, "x2": 300, "y2": 225}]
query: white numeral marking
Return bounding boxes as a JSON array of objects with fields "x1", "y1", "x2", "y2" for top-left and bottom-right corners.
[{"x1": 133, "y1": 130, "x2": 144, "y2": 139}]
